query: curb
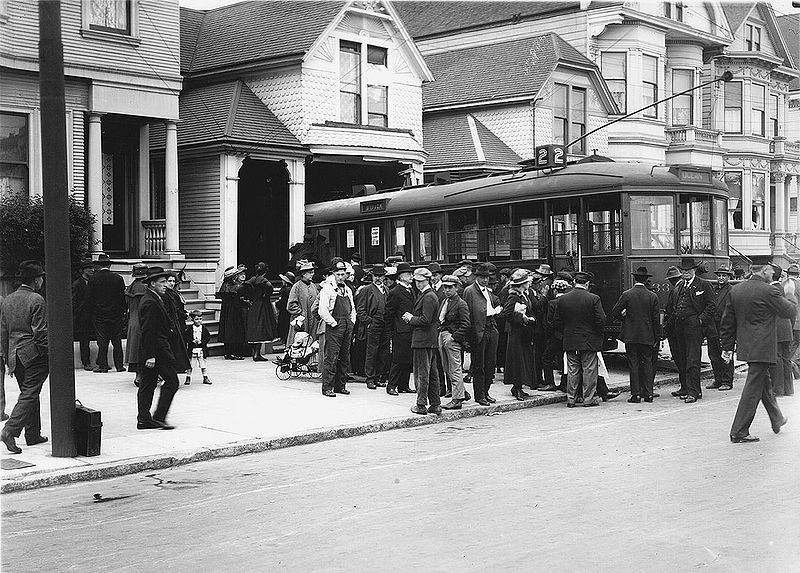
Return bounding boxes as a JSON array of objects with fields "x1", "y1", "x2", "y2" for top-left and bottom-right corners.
[{"x1": 1, "y1": 367, "x2": 731, "y2": 494}]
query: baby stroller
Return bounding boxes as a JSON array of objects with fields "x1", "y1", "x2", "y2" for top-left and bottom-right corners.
[{"x1": 274, "y1": 331, "x2": 320, "y2": 380}]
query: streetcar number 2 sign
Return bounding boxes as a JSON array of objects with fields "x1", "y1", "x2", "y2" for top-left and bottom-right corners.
[{"x1": 534, "y1": 144, "x2": 567, "y2": 170}]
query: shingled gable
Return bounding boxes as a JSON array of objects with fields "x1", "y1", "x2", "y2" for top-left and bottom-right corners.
[
  {"x1": 422, "y1": 32, "x2": 616, "y2": 111},
  {"x1": 423, "y1": 113, "x2": 521, "y2": 170},
  {"x1": 722, "y1": 2, "x2": 797, "y2": 69},
  {"x1": 776, "y1": 14, "x2": 800, "y2": 89},
  {"x1": 721, "y1": 2, "x2": 757, "y2": 36}
]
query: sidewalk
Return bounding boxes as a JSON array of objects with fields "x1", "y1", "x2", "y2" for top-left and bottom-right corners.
[{"x1": 0, "y1": 352, "x2": 720, "y2": 493}]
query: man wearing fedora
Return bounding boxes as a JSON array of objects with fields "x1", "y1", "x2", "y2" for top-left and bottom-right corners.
[
  {"x1": 768, "y1": 263, "x2": 795, "y2": 397},
  {"x1": 403, "y1": 267, "x2": 442, "y2": 414},
  {"x1": 706, "y1": 266, "x2": 735, "y2": 391},
  {"x1": 611, "y1": 266, "x2": 660, "y2": 402},
  {"x1": 357, "y1": 264, "x2": 390, "y2": 390},
  {"x1": 720, "y1": 263, "x2": 793, "y2": 443},
  {"x1": 463, "y1": 262, "x2": 503, "y2": 405},
  {"x1": 318, "y1": 261, "x2": 357, "y2": 397},
  {"x1": 666, "y1": 258, "x2": 716, "y2": 403},
  {"x1": 86, "y1": 253, "x2": 126, "y2": 373},
  {"x1": 125, "y1": 263, "x2": 149, "y2": 387},
  {"x1": 0, "y1": 261, "x2": 50, "y2": 453},
  {"x1": 384, "y1": 262, "x2": 415, "y2": 395},
  {"x1": 72, "y1": 258, "x2": 95, "y2": 371}
]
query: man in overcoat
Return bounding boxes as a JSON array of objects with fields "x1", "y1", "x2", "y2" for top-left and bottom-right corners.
[
  {"x1": 554, "y1": 270, "x2": 606, "y2": 407},
  {"x1": 0, "y1": 261, "x2": 49, "y2": 454},
  {"x1": 663, "y1": 265, "x2": 685, "y2": 392},
  {"x1": 611, "y1": 266, "x2": 660, "y2": 402},
  {"x1": 72, "y1": 258, "x2": 95, "y2": 370},
  {"x1": 137, "y1": 266, "x2": 182, "y2": 430},
  {"x1": 404, "y1": 267, "x2": 441, "y2": 414},
  {"x1": 463, "y1": 263, "x2": 502, "y2": 406},
  {"x1": 357, "y1": 264, "x2": 390, "y2": 390},
  {"x1": 720, "y1": 264, "x2": 794, "y2": 443},
  {"x1": 87, "y1": 253, "x2": 126, "y2": 373},
  {"x1": 667, "y1": 258, "x2": 716, "y2": 403},
  {"x1": 706, "y1": 266, "x2": 735, "y2": 391},
  {"x1": 384, "y1": 262, "x2": 415, "y2": 395}
]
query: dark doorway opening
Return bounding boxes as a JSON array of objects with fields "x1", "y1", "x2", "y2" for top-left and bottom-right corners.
[
  {"x1": 237, "y1": 159, "x2": 289, "y2": 278},
  {"x1": 101, "y1": 114, "x2": 140, "y2": 256},
  {"x1": 305, "y1": 160, "x2": 406, "y2": 204}
]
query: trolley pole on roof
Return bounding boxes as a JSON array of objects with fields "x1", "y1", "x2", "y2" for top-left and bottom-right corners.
[
  {"x1": 39, "y1": 0, "x2": 77, "y2": 457},
  {"x1": 567, "y1": 71, "x2": 734, "y2": 150}
]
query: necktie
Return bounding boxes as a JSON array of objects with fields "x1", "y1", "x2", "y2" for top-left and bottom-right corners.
[{"x1": 439, "y1": 299, "x2": 448, "y2": 323}]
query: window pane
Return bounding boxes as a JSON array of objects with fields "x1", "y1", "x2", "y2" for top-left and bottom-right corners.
[
  {"x1": 552, "y1": 84, "x2": 567, "y2": 117},
  {"x1": 630, "y1": 195, "x2": 675, "y2": 250},
  {"x1": 418, "y1": 216, "x2": 442, "y2": 261},
  {"x1": 0, "y1": 113, "x2": 28, "y2": 163},
  {"x1": 601, "y1": 52, "x2": 625, "y2": 77},
  {"x1": 752, "y1": 84, "x2": 764, "y2": 108},
  {"x1": 89, "y1": 0, "x2": 129, "y2": 32},
  {"x1": 480, "y1": 205, "x2": 510, "y2": 260},
  {"x1": 447, "y1": 209, "x2": 477, "y2": 263},
  {"x1": 690, "y1": 198, "x2": 711, "y2": 253},
  {"x1": 607, "y1": 80, "x2": 626, "y2": 113},
  {"x1": 725, "y1": 82, "x2": 742, "y2": 107},
  {"x1": 511, "y1": 202, "x2": 545, "y2": 260},
  {"x1": 553, "y1": 118, "x2": 567, "y2": 146},
  {"x1": 367, "y1": 85, "x2": 387, "y2": 127},
  {"x1": 391, "y1": 219, "x2": 413, "y2": 261},
  {"x1": 643, "y1": 55, "x2": 658, "y2": 83},
  {"x1": 367, "y1": 45, "x2": 387, "y2": 66},
  {"x1": 724, "y1": 171, "x2": 743, "y2": 230},
  {"x1": 752, "y1": 172, "x2": 765, "y2": 230},
  {"x1": 571, "y1": 88, "x2": 585, "y2": 119},
  {"x1": 340, "y1": 92, "x2": 360, "y2": 124},
  {"x1": 672, "y1": 95, "x2": 692, "y2": 125},
  {"x1": 673, "y1": 69, "x2": 692, "y2": 92},
  {"x1": 724, "y1": 82, "x2": 742, "y2": 133},
  {"x1": 340, "y1": 45, "x2": 360, "y2": 89},
  {"x1": 0, "y1": 163, "x2": 28, "y2": 199},
  {"x1": 312, "y1": 228, "x2": 337, "y2": 269},
  {"x1": 713, "y1": 197, "x2": 727, "y2": 252},
  {"x1": 586, "y1": 195, "x2": 621, "y2": 254}
]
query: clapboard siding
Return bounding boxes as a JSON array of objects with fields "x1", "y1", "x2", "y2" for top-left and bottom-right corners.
[
  {"x1": 0, "y1": 69, "x2": 90, "y2": 110},
  {"x1": 72, "y1": 110, "x2": 86, "y2": 202},
  {"x1": 179, "y1": 156, "x2": 220, "y2": 259},
  {"x1": 1, "y1": 0, "x2": 180, "y2": 84}
]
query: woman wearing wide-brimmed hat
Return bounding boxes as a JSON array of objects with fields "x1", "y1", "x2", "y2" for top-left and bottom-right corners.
[
  {"x1": 243, "y1": 262, "x2": 279, "y2": 361},
  {"x1": 275, "y1": 271, "x2": 295, "y2": 345},
  {"x1": 286, "y1": 261, "x2": 318, "y2": 347},
  {"x1": 216, "y1": 265, "x2": 249, "y2": 360},
  {"x1": 502, "y1": 269, "x2": 538, "y2": 400}
]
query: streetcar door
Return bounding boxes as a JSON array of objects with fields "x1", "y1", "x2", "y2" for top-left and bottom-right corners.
[{"x1": 549, "y1": 199, "x2": 581, "y2": 272}]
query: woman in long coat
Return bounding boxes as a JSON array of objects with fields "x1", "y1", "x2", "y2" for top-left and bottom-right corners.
[
  {"x1": 286, "y1": 262, "x2": 318, "y2": 346},
  {"x1": 217, "y1": 265, "x2": 249, "y2": 360},
  {"x1": 164, "y1": 270, "x2": 191, "y2": 373},
  {"x1": 244, "y1": 262, "x2": 278, "y2": 361},
  {"x1": 125, "y1": 263, "x2": 149, "y2": 386},
  {"x1": 503, "y1": 269, "x2": 537, "y2": 400},
  {"x1": 276, "y1": 271, "x2": 294, "y2": 345}
]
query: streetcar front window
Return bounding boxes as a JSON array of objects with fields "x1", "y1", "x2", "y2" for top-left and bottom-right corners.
[
  {"x1": 630, "y1": 195, "x2": 675, "y2": 250},
  {"x1": 679, "y1": 195, "x2": 712, "y2": 254},
  {"x1": 586, "y1": 195, "x2": 621, "y2": 254}
]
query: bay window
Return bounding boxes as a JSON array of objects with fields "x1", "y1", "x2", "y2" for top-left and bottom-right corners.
[
  {"x1": 642, "y1": 55, "x2": 659, "y2": 118},
  {"x1": 752, "y1": 172, "x2": 765, "y2": 230},
  {"x1": 751, "y1": 83, "x2": 765, "y2": 137},
  {"x1": 0, "y1": 112, "x2": 29, "y2": 199},
  {"x1": 601, "y1": 52, "x2": 627, "y2": 113},
  {"x1": 724, "y1": 82, "x2": 742, "y2": 133},
  {"x1": 724, "y1": 171, "x2": 743, "y2": 230},
  {"x1": 671, "y1": 69, "x2": 693, "y2": 125}
]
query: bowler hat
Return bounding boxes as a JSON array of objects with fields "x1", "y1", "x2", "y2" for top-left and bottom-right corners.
[
  {"x1": 16, "y1": 260, "x2": 45, "y2": 279},
  {"x1": 385, "y1": 255, "x2": 403, "y2": 265},
  {"x1": 428, "y1": 262, "x2": 442, "y2": 274},
  {"x1": 441, "y1": 274, "x2": 459, "y2": 286},
  {"x1": 714, "y1": 266, "x2": 733, "y2": 276},
  {"x1": 665, "y1": 266, "x2": 682, "y2": 280},
  {"x1": 131, "y1": 263, "x2": 148, "y2": 277},
  {"x1": 574, "y1": 270, "x2": 593, "y2": 282},
  {"x1": 474, "y1": 263, "x2": 492, "y2": 277},
  {"x1": 509, "y1": 269, "x2": 532, "y2": 286},
  {"x1": 413, "y1": 267, "x2": 432, "y2": 280},
  {"x1": 95, "y1": 253, "x2": 112, "y2": 267},
  {"x1": 396, "y1": 262, "x2": 413, "y2": 274},
  {"x1": 371, "y1": 263, "x2": 386, "y2": 276},
  {"x1": 533, "y1": 264, "x2": 554, "y2": 276},
  {"x1": 632, "y1": 265, "x2": 653, "y2": 278},
  {"x1": 499, "y1": 267, "x2": 512, "y2": 277},
  {"x1": 556, "y1": 271, "x2": 574, "y2": 282},
  {"x1": 144, "y1": 266, "x2": 172, "y2": 283},
  {"x1": 678, "y1": 257, "x2": 701, "y2": 270}
]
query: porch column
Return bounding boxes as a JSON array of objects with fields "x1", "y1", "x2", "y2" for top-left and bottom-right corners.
[
  {"x1": 163, "y1": 120, "x2": 181, "y2": 257},
  {"x1": 775, "y1": 173, "x2": 786, "y2": 234},
  {"x1": 286, "y1": 158, "x2": 306, "y2": 247},
  {"x1": 220, "y1": 153, "x2": 246, "y2": 276},
  {"x1": 783, "y1": 173, "x2": 791, "y2": 236},
  {"x1": 793, "y1": 175, "x2": 800, "y2": 233},
  {"x1": 138, "y1": 123, "x2": 151, "y2": 257},
  {"x1": 742, "y1": 169, "x2": 753, "y2": 230},
  {"x1": 87, "y1": 113, "x2": 103, "y2": 253}
]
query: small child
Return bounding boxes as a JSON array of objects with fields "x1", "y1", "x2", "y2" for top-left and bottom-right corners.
[{"x1": 184, "y1": 310, "x2": 211, "y2": 385}]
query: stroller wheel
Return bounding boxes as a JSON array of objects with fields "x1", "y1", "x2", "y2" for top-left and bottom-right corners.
[
  {"x1": 276, "y1": 364, "x2": 292, "y2": 381},
  {"x1": 308, "y1": 364, "x2": 321, "y2": 379}
]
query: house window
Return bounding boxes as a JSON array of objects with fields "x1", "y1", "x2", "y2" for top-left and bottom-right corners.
[
  {"x1": 552, "y1": 84, "x2": 586, "y2": 154},
  {"x1": 671, "y1": 69, "x2": 693, "y2": 125},
  {"x1": 87, "y1": 0, "x2": 130, "y2": 34},
  {"x1": 367, "y1": 45, "x2": 387, "y2": 66},
  {"x1": 770, "y1": 94, "x2": 779, "y2": 137},
  {"x1": 746, "y1": 24, "x2": 761, "y2": 51},
  {"x1": 751, "y1": 83, "x2": 765, "y2": 137},
  {"x1": 752, "y1": 172, "x2": 765, "y2": 230},
  {"x1": 0, "y1": 112, "x2": 29, "y2": 199},
  {"x1": 367, "y1": 85, "x2": 388, "y2": 127},
  {"x1": 642, "y1": 55, "x2": 659, "y2": 118},
  {"x1": 724, "y1": 82, "x2": 742, "y2": 133},
  {"x1": 724, "y1": 171, "x2": 743, "y2": 230},
  {"x1": 663, "y1": 2, "x2": 684, "y2": 22},
  {"x1": 340, "y1": 40, "x2": 362, "y2": 124},
  {"x1": 601, "y1": 52, "x2": 627, "y2": 113}
]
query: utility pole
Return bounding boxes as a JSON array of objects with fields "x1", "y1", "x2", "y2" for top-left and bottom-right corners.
[{"x1": 39, "y1": 0, "x2": 77, "y2": 456}]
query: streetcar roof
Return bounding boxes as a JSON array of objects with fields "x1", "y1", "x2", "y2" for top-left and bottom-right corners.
[{"x1": 305, "y1": 162, "x2": 728, "y2": 225}]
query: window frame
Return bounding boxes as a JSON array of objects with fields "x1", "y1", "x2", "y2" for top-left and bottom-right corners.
[
  {"x1": 601, "y1": 52, "x2": 627, "y2": 113},
  {"x1": 552, "y1": 82, "x2": 587, "y2": 155},
  {"x1": 627, "y1": 194, "x2": 677, "y2": 253},
  {"x1": 724, "y1": 81, "x2": 743, "y2": 134},
  {"x1": 671, "y1": 68, "x2": 694, "y2": 126},
  {"x1": 338, "y1": 38, "x2": 391, "y2": 128},
  {"x1": 642, "y1": 54, "x2": 659, "y2": 119},
  {"x1": 0, "y1": 111, "x2": 30, "y2": 200},
  {"x1": 769, "y1": 93, "x2": 779, "y2": 137},
  {"x1": 724, "y1": 171, "x2": 743, "y2": 230},
  {"x1": 367, "y1": 85, "x2": 388, "y2": 128},
  {"x1": 81, "y1": 0, "x2": 139, "y2": 41},
  {"x1": 339, "y1": 40, "x2": 362, "y2": 125},
  {"x1": 746, "y1": 24, "x2": 761, "y2": 51},
  {"x1": 751, "y1": 83, "x2": 765, "y2": 137}
]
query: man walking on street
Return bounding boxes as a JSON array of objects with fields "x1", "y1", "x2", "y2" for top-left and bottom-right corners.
[
  {"x1": 357, "y1": 264, "x2": 389, "y2": 390},
  {"x1": 554, "y1": 270, "x2": 606, "y2": 408},
  {"x1": 611, "y1": 266, "x2": 660, "y2": 403},
  {"x1": 404, "y1": 268, "x2": 441, "y2": 415},
  {"x1": 318, "y1": 261, "x2": 356, "y2": 397},
  {"x1": 72, "y1": 258, "x2": 95, "y2": 370},
  {"x1": 438, "y1": 275, "x2": 471, "y2": 410},
  {"x1": 0, "y1": 261, "x2": 50, "y2": 454},
  {"x1": 720, "y1": 264, "x2": 794, "y2": 443},
  {"x1": 706, "y1": 266, "x2": 735, "y2": 392},
  {"x1": 87, "y1": 253, "x2": 126, "y2": 373},
  {"x1": 463, "y1": 263, "x2": 502, "y2": 406}
]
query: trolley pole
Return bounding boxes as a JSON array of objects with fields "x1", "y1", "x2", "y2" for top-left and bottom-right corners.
[{"x1": 39, "y1": 0, "x2": 77, "y2": 457}]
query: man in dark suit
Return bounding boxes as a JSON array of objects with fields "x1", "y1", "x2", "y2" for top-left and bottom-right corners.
[
  {"x1": 663, "y1": 265, "x2": 685, "y2": 392},
  {"x1": 438, "y1": 275, "x2": 471, "y2": 410},
  {"x1": 668, "y1": 258, "x2": 716, "y2": 403},
  {"x1": 349, "y1": 253, "x2": 365, "y2": 288},
  {"x1": 404, "y1": 268, "x2": 441, "y2": 415},
  {"x1": 720, "y1": 264, "x2": 794, "y2": 443},
  {"x1": 706, "y1": 266, "x2": 735, "y2": 391},
  {"x1": 554, "y1": 270, "x2": 606, "y2": 407},
  {"x1": 611, "y1": 266, "x2": 660, "y2": 403},
  {"x1": 0, "y1": 261, "x2": 50, "y2": 454},
  {"x1": 463, "y1": 263, "x2": 503, "y2": 406},
  {"x1": 357, "y1": 264, "x2": 390, "y2": 390},
  {"x1": 87, "y1": 253, "x2": 126, "y2": 373},
  {"x1": 72, "y1": 258, "x2": 95, "y2": 370},
  {"x1": 384, "y1": 262, "x2": 415, "y2": 395},
  {"x1": 137, "y1": 266, "x2": 182, "y2": 430}
]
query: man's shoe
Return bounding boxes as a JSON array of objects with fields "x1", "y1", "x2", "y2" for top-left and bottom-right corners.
[
  {"x1": 718, "y1": 384, "x2": 732, "y2": 391},
  {"x1": 398, "y1": 387, "x2": 415, "y2": 394},
  {"x1": 93, "y1": 366, "x2": 109, "y2": 373},
  {"x1": 442, "y1": 400, "x2": 462, "y2": 410},
  {"x1": 485, "y1": 394, "x2": 496, "y2": 404},
  {"x1": 731, "y1": 435, "x2": 760, "y2": 443},
  {"x1": 336, "y1": 388, "x2": 351, "y2": 395},
  {"x1": 539, "y1": 384, "x2": 559, "y2": 392},
  {"x1": 463, "y1": 391, "x2": 472, "y2": 402},
  {"x1": 323, "y1": 390, "x2": 336, "y2": 397},
  {"x1": 376, "y1": 381, "x2": 387, "y2": 387},
  {"x1": 583, "y1": 401, "x2": 600, "y2": 407},
  {"x1": 0, "y1": 412, "x2": 8, "y2": 421},
  {"x1": 152, "y1": 419, "x2": 175, "y2": 430},
  {"x1": 25, "y1": 435, "x2": 48, "y2": 446},
  {"x1": 411, "y1": 405, "x2": 428, "y2": 415},
  {"x1": 651, "y1": 392, "x2": 660, "y2": 398},
  {"x1": 566, "y1": 402, "x2": 576, "y2": 408},
  {"x1": 444, "y1": 391, "x2": 452, "y2": 398},
  {"x1": 366, "y1": 382, "x2": 377, "y2": 390},
  {"x1": 602, "y1": 391, "x2": 620, "y2": 402},
  {"x1": 671, "y1": 390, "x2": 687, "y2": 398},
  {"x1": 137, "y1": 420, "x2": 161, "y2": 430},
  {"x1": 706, "y1": 382, "x2": 721, "y2": 389},
  {"x1": 627, "y1": 395, "x2": 641, "y2": 403},
  {"x1": 512, "y1": 389, "x2": 524, "y2": 401},
  {"x1": 116, "y1": 367, "x2": 126, "y2": 372},
  {"x1": 1, "y1": 430, "x2": 22, "y2": 454},
  {"x1": 772, "y1": 416, "x2": 788, "y2": 434},
  {"x1": 253, "y1": 355, "x2": 267, "y2": 362},
  {"x1": 386, "y1": 387, "x2": 399, "y2": 396},
  {"x1": 83, "y1": 364, "x2": 93, "y2": 371},
  {"x1": 684, "y1": 396, "x2": 698, "y2": 403},
  {"x1": 184, "y1": 379, "x2": 191, "y2": 385},
  {"x1": 203, "y1": 376, "x2": 212, "y2": 385},
  {"x1": 643, "y1": 396, "x2": 653, "y2": 403},
  {"x1": 476, "y1": 398, "x2": 491, "y2": 406},
  {"x1": 427, "y1": 405, "x2": 442, "y2": 415}
]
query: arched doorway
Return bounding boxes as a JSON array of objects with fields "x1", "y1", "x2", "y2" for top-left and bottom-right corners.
[{"x1": 237, "y1": 159, "x2": 290, "y2": 277}]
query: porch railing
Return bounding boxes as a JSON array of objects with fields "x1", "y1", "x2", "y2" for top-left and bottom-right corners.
[
  {"x1": 142, "y1": 219, "x2": 166, "y2": 257},
  {"x1": 665, "y1": 126, "x2": 722, "y2": 146}
]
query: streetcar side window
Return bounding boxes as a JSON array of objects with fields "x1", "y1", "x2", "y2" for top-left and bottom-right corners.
[
  {"x1": 679, "y1": 194, "x2": 711, "y2": 254},
  {"x1": 586, "y1": 195, "x2": 622, "y2": 254},
  {"x1": 629, "y1": 195, "x2": 675, "y2": 250},
  {"x1": 312, "y1": 228, "x2": 337, "y2": 268},
  {"x1": 511, "y1": 202, "x2": 545, "y2": 260},
  {"x1": 712, "y1": 197, "x2": 728, "y2": 253},
  {"x1": 447, "y1": 209, "x2": 478, "y2": 263},
  {"x1": 479, "y1": 205, "x2": 511, "y2": 261},
  {"x1": 365, "y1": 221, "x2": 385, "y2": 264},
  {"x1": 340, "y1": 225, "x2": 361, "y2": 262},
  {"x1": 390, "y1": 218, "x2": 413, "y2": 262},
  {"x1": 418, "y1": 215, "x2": 443, "y2": 262}
]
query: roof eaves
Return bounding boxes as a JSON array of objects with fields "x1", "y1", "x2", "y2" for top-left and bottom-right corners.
[{"x1": 226, "y1": 80, "x2": 242, "y2": 139}]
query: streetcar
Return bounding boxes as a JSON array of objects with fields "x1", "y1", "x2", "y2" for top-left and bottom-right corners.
[{"x1": 305, "y1": 159, "x2": 730, "y2": 346}]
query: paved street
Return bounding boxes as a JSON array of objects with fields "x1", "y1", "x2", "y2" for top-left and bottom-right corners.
[{"x1": 2, "y1": 372, "x2": 798, "y2": 572}]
